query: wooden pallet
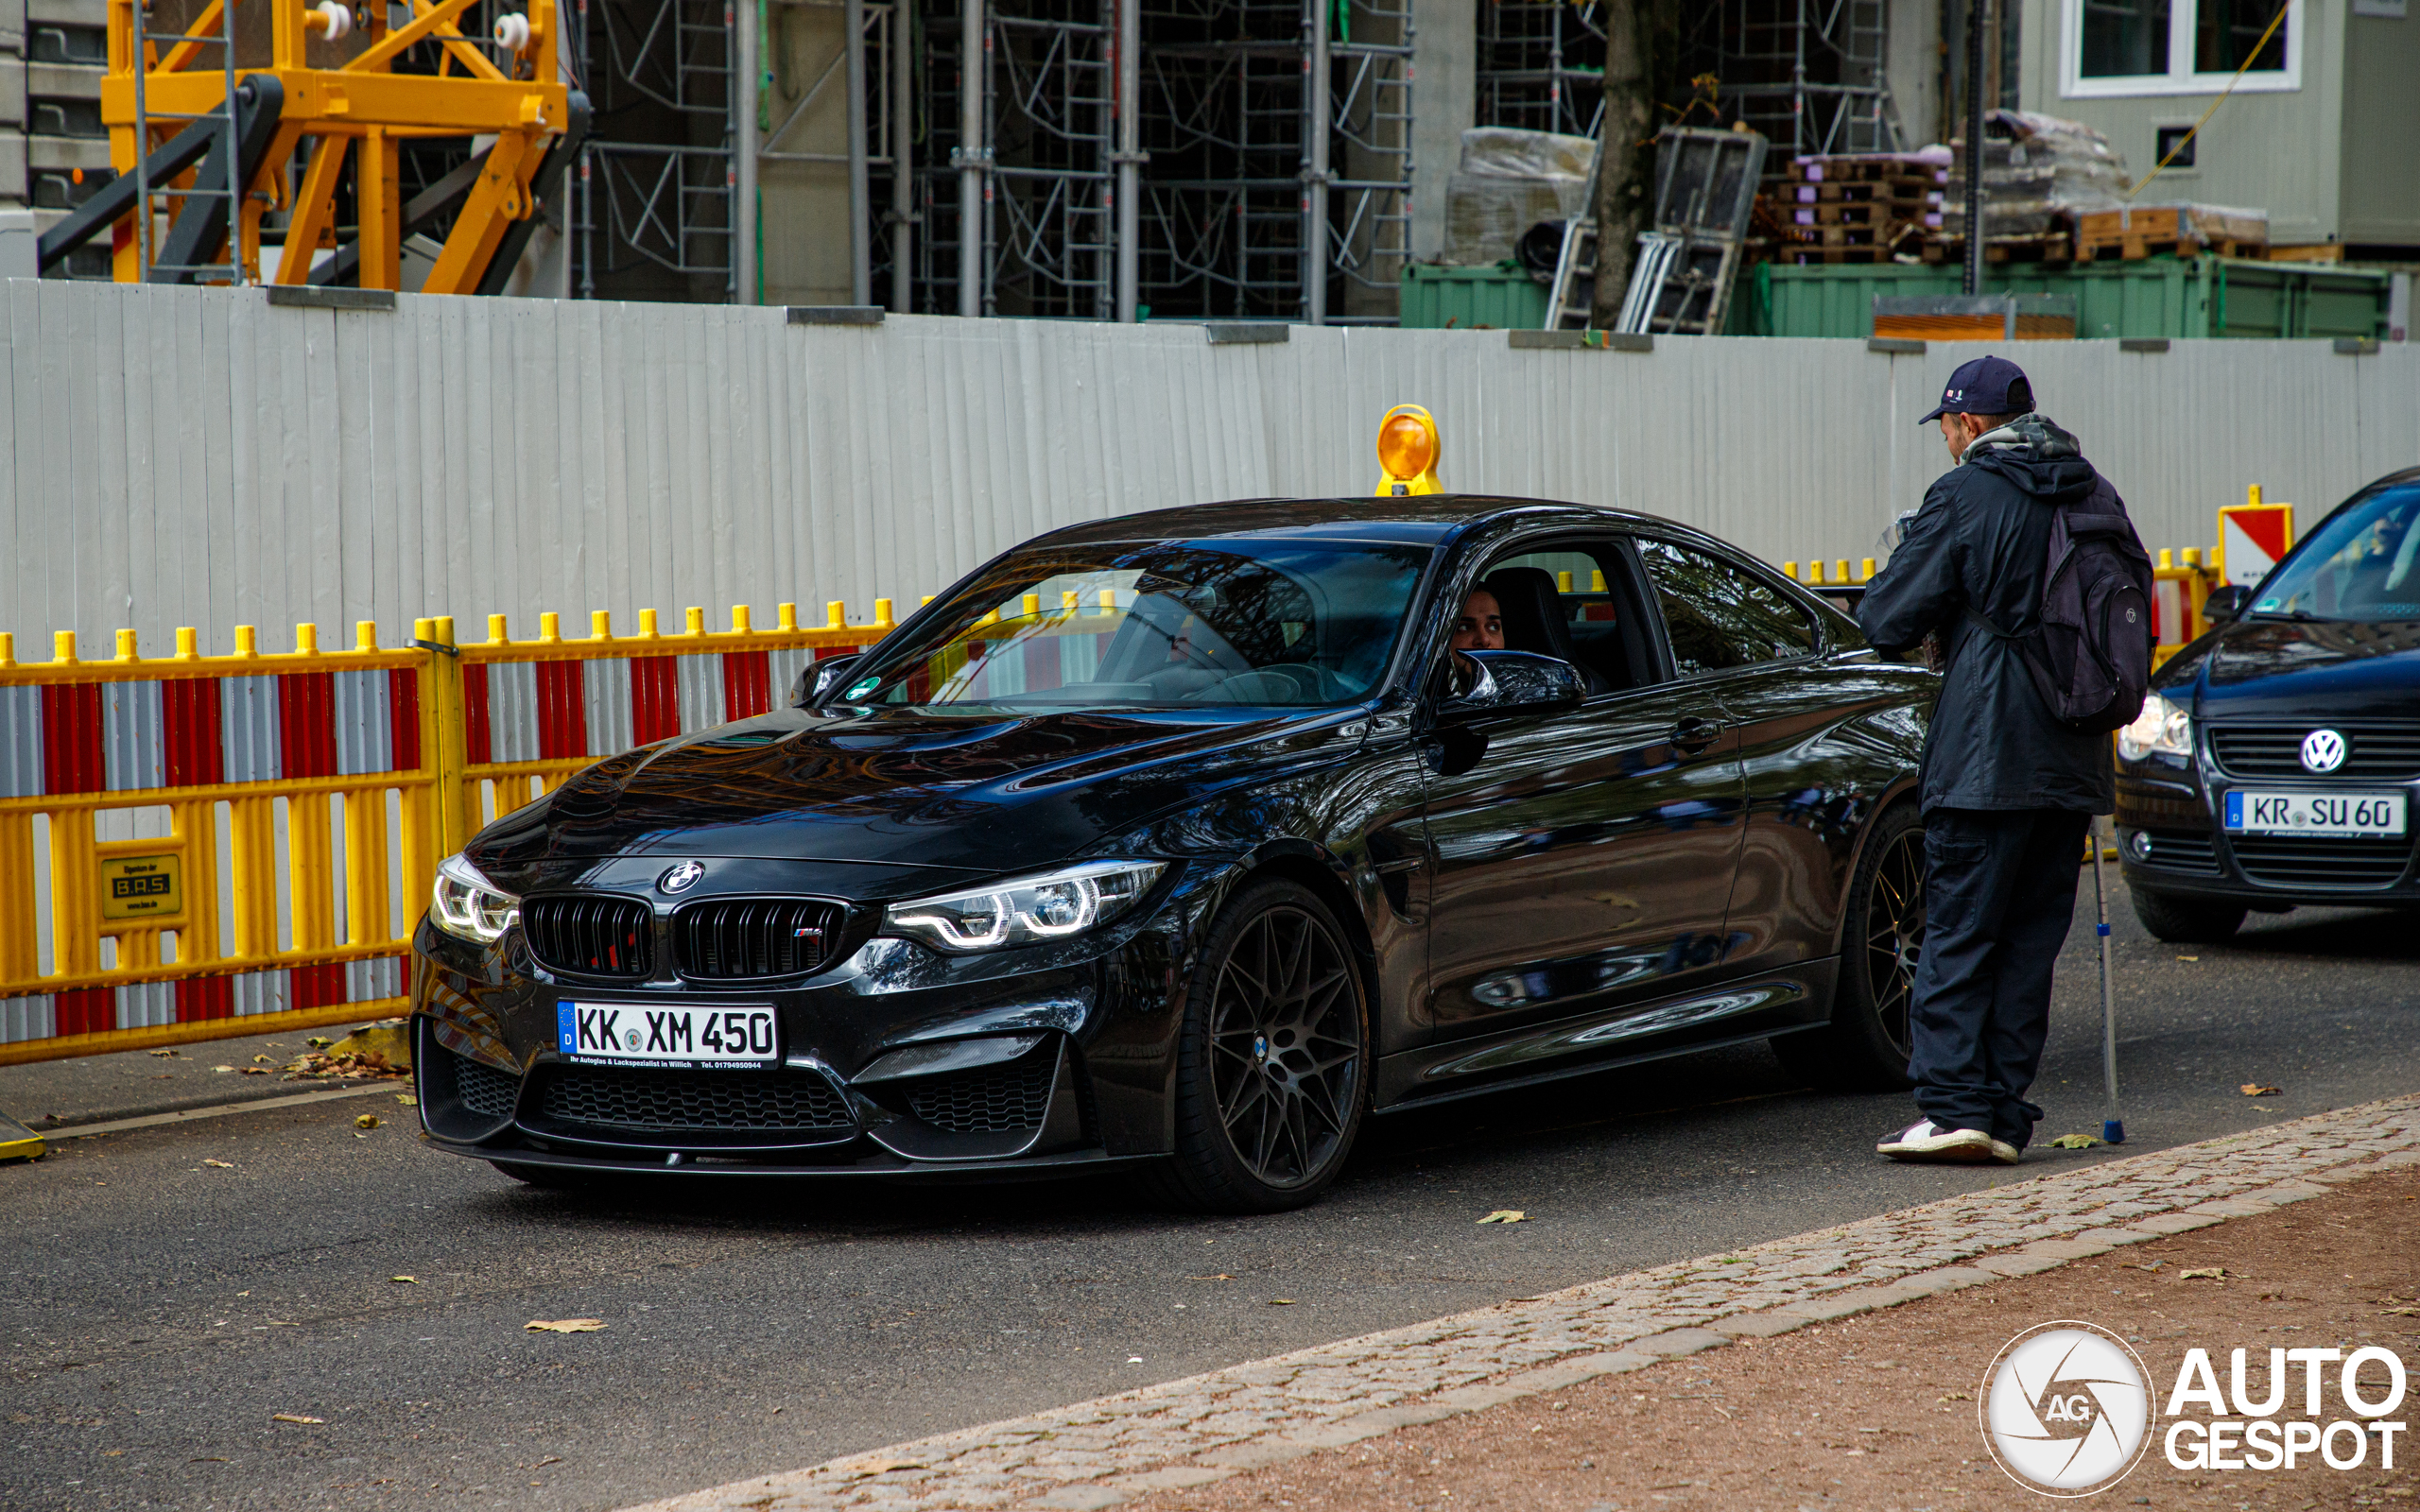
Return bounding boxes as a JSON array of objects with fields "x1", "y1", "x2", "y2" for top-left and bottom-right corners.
[
  {"x1": 1919, "y1": 234, "x2": 2074, "y2": 265},
  {"x1": 1788, "y1": 202, "x2": 1900, "y2": 227},
  {"x1": 1788, "y1": 222, "x2": 1885, "y2": 248},
  {"x1": 1788, "y1": 158, "x2": 1949, "y2": 186},
  {"x1": 1784, "y1": 246, "x2": 1897, "y2": 265},
  {"x1": 1786, "y1": 178, "x2": 1943, "y2": 204},
  {"x1": 2077, "y1": 233, "x2": 2264, "y2": 263}
]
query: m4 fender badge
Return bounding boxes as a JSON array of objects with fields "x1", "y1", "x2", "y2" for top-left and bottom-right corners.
[{"x1": 658, "y1": 861, "x2": 706, "y2": 894}]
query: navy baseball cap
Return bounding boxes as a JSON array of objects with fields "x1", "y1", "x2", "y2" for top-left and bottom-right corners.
[{"x1": 1918, "y1": 354, "x2": 2035, "y2": 424}]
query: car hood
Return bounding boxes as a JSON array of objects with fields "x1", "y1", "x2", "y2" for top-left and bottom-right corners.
[
  {"x1": 2161, "y1": 617, "x2": 2420, "y2": 719},
  {"x1": 464, "y1": 703, "x2": 1368, "y2": 891}
]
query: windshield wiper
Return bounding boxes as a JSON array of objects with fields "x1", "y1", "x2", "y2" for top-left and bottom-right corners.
[{"x1": 2245, "y1": 607, "x2": 2329, "y2": 623}]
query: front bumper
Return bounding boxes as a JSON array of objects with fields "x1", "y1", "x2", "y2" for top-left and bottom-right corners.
[
  {"x1": 2116, "y1": 765, "x2": 2420, "y2": 906},
  {"x1": 410, "y1": 880, "x2": 1201, "y2": 1176}
]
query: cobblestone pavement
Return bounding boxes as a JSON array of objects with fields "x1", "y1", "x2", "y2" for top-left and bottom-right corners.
[{"x1": 628, "y1": 1093, "x2": 2420, "y2": 1512}]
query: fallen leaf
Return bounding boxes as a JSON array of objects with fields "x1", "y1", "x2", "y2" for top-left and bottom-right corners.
[
  {"x1": 270, "y1": 1414, "x2": 325, "y2": 1425},
  {"x1": 1185, "y1": 1274, "x2": 1235, "y2": 1281},
  {"x1": 252, "y1": 1055, "x2": 275, "y2": 1064},
  {"x1": 2048, "y1": 1134, "x2": 2104, "y2": 1149},
  {"x1": 2240, "y1": 1084, "x2": 2281, "y2": 1097},
  {"x1": 533, "y1": 1456, "x2": 562, "y2": 1468},
  {"x1": 1938, "y1": 1392, "x2": 1971, "y2": 1403},
  {"x1": 203, "y1": 1159, "x2": 234, "y2": 1169},
  {"x1": 148, "y1": 1049, "x2": 175, "y2": 1057},
  {"x1": 390, "y1": 1276, "x2": 418, "y2": 1284},
  {"x1": 2176, "y1": 954, "x2": 2199, "y2": 962},
  {"x1": 240, "y1": 1067, "x2": 270, "y2": 1074},
  {"x1": 2180, "y1": 1267, "x2": 2230, "y2": 1280},
  {"x1": 1268, "y1": 1298, "x2": 1296, "y2": 1306},
  {"x1": 354, "y1": 1114, "x2": 382, "y2": 1130},
  {"x1": 307, "y1": 1038, "x2": 335, "y2": 1049},
  {"x1": 395, "y1": 1094, "x2": 418, "y2": 1106},
  {"x1": 526, "y1": 1318, "x2": 605, "y2": 1332},
  {"x1": 212, "y1": 1066, "x2": 236, "y2": 1074},
  {"x1": 841, "y1": 1456, "x2": 925, "y2": 1479},
  {"x1": 1478, "y1": 1210, "x2": 1528, "y2": 1225}
]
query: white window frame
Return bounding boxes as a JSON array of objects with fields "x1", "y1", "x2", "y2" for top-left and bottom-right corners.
[{"x1": 2060, "y1": 0, "x2": 2304, "y2": 97}]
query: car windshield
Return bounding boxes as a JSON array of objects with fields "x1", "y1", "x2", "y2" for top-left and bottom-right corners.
[
  {"x1": 2252, "y1": 485, "x2": 2420, "y2": 621},
  {"x1": 832, "y1": 538, "x2": 1432, "y2": 709}
]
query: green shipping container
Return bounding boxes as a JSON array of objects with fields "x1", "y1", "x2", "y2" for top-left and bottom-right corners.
[
  {"x1": 1731, "y1": 257, "x2": 2391, "y2": 341},
  {"x1": 1400, "y1": 263, "x2": 1551, "y2": 330}
]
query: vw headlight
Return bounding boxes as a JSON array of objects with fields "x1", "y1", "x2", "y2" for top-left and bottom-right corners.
[
  {"x1": 883, "y1": 860, "x2": 1166, "y2": 954},
  {"x1": 2117, "y1": 693, "x2": 2191, "y2": 763},
  {"x1": 430, "y1": 853, "x2": 521, "y2": 945}
]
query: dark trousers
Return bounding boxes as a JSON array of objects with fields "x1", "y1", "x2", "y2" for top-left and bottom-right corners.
[{"x1": 1907, "y1": 806, "x2": 2092, "y2": 1148}]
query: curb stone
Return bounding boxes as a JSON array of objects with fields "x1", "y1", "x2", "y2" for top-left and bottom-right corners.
[{"x1": 625, "y1": 1093, "x2": 2420, "y2": 1512}]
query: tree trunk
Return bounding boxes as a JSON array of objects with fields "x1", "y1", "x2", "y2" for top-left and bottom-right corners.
[{"x1": 1588, "y1": 0, "x2": 1681, "y2": 330}]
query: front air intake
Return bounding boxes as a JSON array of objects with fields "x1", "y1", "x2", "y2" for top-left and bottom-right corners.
[{"x1": 674, "y1": 898, "x2": 847, "y2": 981}]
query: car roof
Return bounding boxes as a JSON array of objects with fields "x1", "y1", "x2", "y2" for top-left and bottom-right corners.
[{"x1": 1035, "y1": 495, "x2": 1679, "y2": 549}]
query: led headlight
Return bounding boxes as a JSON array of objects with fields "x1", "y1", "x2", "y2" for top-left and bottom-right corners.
[
  {"x1": 2116, "y1": 693, "x2": 2191, "y2": 763},
  {"x1": 883, "y1": 860, "x2": 1166, "y2": 954},
  {"x1": 429, "y1": 853, "x2": 521, "y2": 945}
]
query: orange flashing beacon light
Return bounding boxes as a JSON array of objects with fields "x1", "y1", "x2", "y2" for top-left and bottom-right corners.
[{"x1": 1374, "y1": 404, "x2": 1443, "y2": 497}]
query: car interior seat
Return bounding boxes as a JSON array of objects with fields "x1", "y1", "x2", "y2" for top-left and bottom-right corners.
[{"x1": 1484, "y1": 567, "x2": 1615, "y2": 695}]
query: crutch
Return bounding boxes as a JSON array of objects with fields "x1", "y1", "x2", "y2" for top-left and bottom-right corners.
[{"x1": 2087, "y1": 816, "x2": 2124, "y2": 1145}]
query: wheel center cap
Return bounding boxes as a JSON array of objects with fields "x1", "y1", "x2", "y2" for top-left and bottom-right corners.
[{"x1": 1253, "y1": 1034, "x2": 1269, "y2": 1062}]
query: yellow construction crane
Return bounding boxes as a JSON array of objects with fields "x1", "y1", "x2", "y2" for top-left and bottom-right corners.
[{"x1": 37, "y1": 0, "x2": 584, "y2": 292}]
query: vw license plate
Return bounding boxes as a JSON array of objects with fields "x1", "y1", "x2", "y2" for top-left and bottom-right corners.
[
  {"x1": 558, "y1": 1001, "x2": 778, "y2": 1066},
  {"x1": 2223, "y1": 790, "x2": 2408, "y2": 838}
]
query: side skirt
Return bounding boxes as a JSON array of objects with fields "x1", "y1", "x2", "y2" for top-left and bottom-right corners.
[{"x1": 1373, "y1": 960, "x2": 1836, "y2": 1111}]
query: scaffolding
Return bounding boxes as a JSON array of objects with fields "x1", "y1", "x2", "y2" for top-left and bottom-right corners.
[
  {"x1": 573, "y1": 0, "x2": 739, "y2": 301},
  {"x1": 1476, "y1": 0, "x2": 1902, "y2": 169}
]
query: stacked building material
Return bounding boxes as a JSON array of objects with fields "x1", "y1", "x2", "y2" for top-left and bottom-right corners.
[
  {"x1": 1934, "y1": 111, "x2": 2132, "y2": 265},
  {"x1": 1441, "y1": 128, "x2": 1599, "y2": 267},
  {"x1": 1769, "y1": 151, "x2": 1948, "y2": 266},
  {"x1": 2076, "y1": 204, "x2": 2269, "y2": 262}
]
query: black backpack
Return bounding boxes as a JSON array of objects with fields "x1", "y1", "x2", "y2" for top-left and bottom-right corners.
[{"x1": 1962, "y1": 478, "x2": 2155, "y2": 735}]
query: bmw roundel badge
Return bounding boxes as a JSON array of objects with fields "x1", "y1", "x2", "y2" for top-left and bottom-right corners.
[{"x1": 658, "y1": 860, "x2": 706, "y2": 894}]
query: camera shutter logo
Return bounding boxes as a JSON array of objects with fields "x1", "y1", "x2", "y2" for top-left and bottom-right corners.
[
  {"x1": 2300, "y1": 729, "x2": 2347, "y2": 774},
  {"x1": 1980, "y1": 1321, "x2": 2155, "y2": 1496},
  {"x1": 658, "y1": 861, "x2": 706, "y2": 894}
]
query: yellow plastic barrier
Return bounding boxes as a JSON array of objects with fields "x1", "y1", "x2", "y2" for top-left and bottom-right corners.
[
  {"x1": 1782, "y1": 548, "x2": 2221, "y2": 665},
  {"x1": 0, "y1": 599, "x2": 905, "y2": 1064}
]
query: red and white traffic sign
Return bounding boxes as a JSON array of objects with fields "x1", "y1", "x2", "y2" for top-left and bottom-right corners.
[{"x1": 2219, "y1": 492, "x2": 2294, "y2": 591}]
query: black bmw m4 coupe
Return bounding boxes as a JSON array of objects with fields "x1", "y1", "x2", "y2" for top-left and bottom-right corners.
[{"x1": 410, "y1": 496, "x2": 1934, "y2": 1211}]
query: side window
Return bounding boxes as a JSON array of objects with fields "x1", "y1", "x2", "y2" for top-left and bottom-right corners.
[
  {"x1": 1466, "y1": 541, "x2": 1645, "y2": 693},
  {"x1": 1635, "y1": 539, "x2": 1818, "y2": 677}
]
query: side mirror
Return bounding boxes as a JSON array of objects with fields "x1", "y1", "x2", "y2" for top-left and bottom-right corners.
[
  {"x1": 2202, "y1": 584, "x2": 2251, "y2": 627},
  {"x1": 1435, "y1": 650, "x2": 1586, "y2": 722},
  {"x1": 791, "y1": 653, "x2": 865, "y2": 709}
]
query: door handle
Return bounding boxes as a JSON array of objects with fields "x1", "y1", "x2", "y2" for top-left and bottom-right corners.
[{"x1": 1670, "y1": 716, "x2": 1720, "y2": 754}]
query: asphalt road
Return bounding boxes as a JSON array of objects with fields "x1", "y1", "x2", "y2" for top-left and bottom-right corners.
[{"x1": 7, "y1": 873, "x2": 2416, "y2": 1512}]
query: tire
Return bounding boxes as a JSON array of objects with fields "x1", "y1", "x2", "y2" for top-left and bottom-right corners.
[
  {"x1": 2131, "y1": 885, "x2": 2244, "y2": 944},
  {"x1": 1138, "y1": 879, "x2": 1371, "y2": 1214},
  {"x1": 1772, "y1": 802, "x2": 1924, "y2": 1092}
]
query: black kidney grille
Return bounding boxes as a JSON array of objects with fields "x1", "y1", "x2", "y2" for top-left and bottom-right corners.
[
  {"x1": 2132, "y1": 828, "x2": 2220, "y2": 874},
  {"x1": 538, "y1": 1066, "x2": 853, "y2": 1133},
  {"x1": 2208, "y1": 722, "x2": 2420, "y2": 781},
  {"x1": 675, "y1": 899, "x2": 847, "y2": 980},
  {"x1": 523, "y1": 895, "x2": 655, "y2": 979},
  {"x1": 903, "y1": 1046, "x2": 1058, "y2": 1136},
  {"x1": 2228, "y1": 835, "x2": 2413, "y2": 889},
  {"x1": 454, "y1": 1054, "x2": 521, "y2": 1120}
]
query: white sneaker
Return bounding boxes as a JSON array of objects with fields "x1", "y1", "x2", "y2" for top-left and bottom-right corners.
[
  {"x1": 1990, "y1": 1139, "x2": 2023, "y2": 1166},
  {"x1": 1876, "y1": 1119, "x2": 1996, "y2": 1163}
]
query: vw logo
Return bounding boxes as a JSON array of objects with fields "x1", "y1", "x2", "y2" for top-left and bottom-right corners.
[
  {"x1": 657, "y1": 860, "x2": 705, "y2": 894},
  {"x1": 2300, "y1": 729, "x2": 2348, "y2": 774}
]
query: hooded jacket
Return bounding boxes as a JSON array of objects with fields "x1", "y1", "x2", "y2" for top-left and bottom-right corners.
[{"x1": 1858, "y1": 413, "x2": 2119, "y2": 815}]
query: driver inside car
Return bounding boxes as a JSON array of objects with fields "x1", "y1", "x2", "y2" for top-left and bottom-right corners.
[{"x1": 1446, "y1": 588, "x2": 1505, "y2": 695}]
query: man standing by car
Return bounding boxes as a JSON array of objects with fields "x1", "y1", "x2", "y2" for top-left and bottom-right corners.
[{"x1": 1858, "y1": 355, "x2": 2130, "y2": 1166}]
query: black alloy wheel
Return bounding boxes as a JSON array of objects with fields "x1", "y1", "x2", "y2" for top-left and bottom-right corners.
[
  {"x1": 1773, "y1": 802, "x2": 1924, "y2": 1091},
  {"x1": 1144, "y1": 879, "x2": 1370, "y2": 1212}
]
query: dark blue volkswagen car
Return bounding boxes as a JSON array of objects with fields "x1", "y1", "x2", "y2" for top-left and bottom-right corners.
[{"x1": 2118, "y1": 468, "x2": 2420, "y2": 938}]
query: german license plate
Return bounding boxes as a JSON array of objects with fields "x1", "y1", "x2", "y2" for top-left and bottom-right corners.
[
  {"x1": 2223, "y1": 790, "x2": 2407, "y2": 838},
  {"x1": 557, "y1": 1001, "x2": 779, "y2": 1066}
]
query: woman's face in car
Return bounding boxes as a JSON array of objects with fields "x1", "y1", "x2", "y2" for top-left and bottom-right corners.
[{"x1": 1451, "y1": 590, "x2": 1505, "y2": 651}]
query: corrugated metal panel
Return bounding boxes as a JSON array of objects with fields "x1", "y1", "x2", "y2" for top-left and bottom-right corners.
[
  {"x1": 102, "y1": 678, "x2": 164, "y2": 793},
  {"x1": 583, "y1": 658, "x2": 633, "y2": 756},
  {"x1": 675, "y1": 655, "x2": 725, "y2": 732},
  {"x1": 219, "y1": 675, "x2": 282, "y2": 783},
  {"x1": 5, "y1": 283, "x2": 2417, "y2": 661},
  {"x1": 330, "y1": 668, "x2": 393, "y2": 777},
  {"x1": 483, "y1": 662, "x2": 540, "y2": 765},
  {"x1": 0, "y1": 684, "x2": 43, "y2": 799},
  {"x1": 0, "y1": 993, "x2": 56, "y2": 1044}
]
